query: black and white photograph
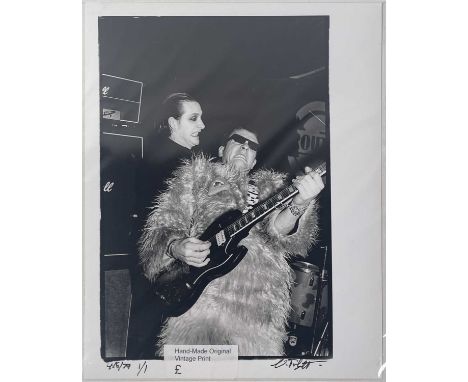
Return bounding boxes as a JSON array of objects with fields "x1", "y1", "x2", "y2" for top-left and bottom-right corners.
[
  {"x1": 9, "y1": 0, "x2": 468, "y2": 381},
  {"x1": 98, "y1": 15, "x2": 332, "y2": 360},
  {"x1": 84, "y1": 1, "x2": 384, "y2": 380}
]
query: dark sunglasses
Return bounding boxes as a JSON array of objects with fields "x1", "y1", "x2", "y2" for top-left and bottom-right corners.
[{"x1": 229, "y1": 134, "x2": 259, "y2": 151}]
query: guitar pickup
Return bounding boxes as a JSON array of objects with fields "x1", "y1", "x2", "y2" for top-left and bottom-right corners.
[{"x1": 215, "y1": 230, "x2": 226, "y2": 246}]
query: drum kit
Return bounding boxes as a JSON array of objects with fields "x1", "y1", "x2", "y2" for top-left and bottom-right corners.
[{"x1": 285, "y1": 246, "x2": 330, "y2": 357}]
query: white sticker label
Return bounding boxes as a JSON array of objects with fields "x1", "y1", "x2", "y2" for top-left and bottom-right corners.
[{"x1": 163, "y1": 345, "x2": 238, "y2": 379}]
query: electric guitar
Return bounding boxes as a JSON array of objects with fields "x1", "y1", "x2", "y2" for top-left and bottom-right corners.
[{"x1": 153, "y1": 161, "x2": 327, "y2": 317}]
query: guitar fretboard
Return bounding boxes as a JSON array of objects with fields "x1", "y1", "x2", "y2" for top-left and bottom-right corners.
[
  {"x1": 218, "y1": 161, "x2": 326, "y2": 239},
  {"x1": 225, "y1": 185, "x2": 297, "y2": 236}
]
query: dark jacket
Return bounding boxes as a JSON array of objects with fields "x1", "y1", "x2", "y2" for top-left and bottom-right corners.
[{"x1": 126, "y1": 136, "x2": 194, "y2": 359}]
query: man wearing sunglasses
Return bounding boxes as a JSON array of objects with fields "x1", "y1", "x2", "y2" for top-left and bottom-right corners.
[
  {"x1": 139, "y1": 127, "x2": 324, "y2": 356},
  {"x1": 218, "y1": 128, "x2": 259, "y2": 173}
]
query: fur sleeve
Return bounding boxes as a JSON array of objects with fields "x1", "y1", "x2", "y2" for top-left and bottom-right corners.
[
  {"x1": 138, "y1": 160, "x2": 197, "y2": 280},
  {"x1": 251, "y1": 169, "x2": 320, "y2": 257}
]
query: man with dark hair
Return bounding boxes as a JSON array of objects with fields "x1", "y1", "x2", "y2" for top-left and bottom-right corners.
[
  {"x1": 127, "y1": 92, "x2": 205, "y2": 358},
  {"x1": 139, "y1": 128, "x2": 324, "y2": 356}
]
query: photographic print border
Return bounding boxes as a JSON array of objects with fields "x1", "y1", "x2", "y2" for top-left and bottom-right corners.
[{"x1": 84, "y1": 1, "x2": 385, "y2": 380}]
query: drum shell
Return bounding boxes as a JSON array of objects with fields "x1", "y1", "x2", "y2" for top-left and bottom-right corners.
[{"x1": 289, "y1": 261, "x2": 321, "y2": 327}]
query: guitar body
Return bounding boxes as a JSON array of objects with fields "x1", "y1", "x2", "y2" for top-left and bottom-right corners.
[{"x1": 153, "y1": 209, "x2": 250, "y2": 317}]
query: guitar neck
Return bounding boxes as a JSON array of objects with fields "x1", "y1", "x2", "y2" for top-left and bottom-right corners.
[
  {"x1": 223, "y1": 186, "x2": 296, "y2": 236},
  {"x1": 224, "y1": 162, "x2": 326, "y2": 237}
]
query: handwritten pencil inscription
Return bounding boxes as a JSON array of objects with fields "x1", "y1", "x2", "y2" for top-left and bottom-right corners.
[{"x1": 106, "y1": 361, "x2": 148, "y2": 376}]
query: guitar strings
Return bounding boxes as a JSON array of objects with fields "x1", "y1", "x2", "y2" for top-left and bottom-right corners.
[{"x1": 207, "y1": 162, "x2": 326, "y2": 241}]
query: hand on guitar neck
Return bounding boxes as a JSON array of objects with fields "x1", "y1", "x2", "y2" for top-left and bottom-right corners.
[
  {"x1": 274, "y1": 166, "x2": 325, "y2": 235},
  {"x1": 291, "y1": 166, "x2": 325, "y2": 206}
]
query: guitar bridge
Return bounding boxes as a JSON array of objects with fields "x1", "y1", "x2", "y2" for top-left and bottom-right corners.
[{"x1": 215, "y1": 230, "x2": 226, "y2": 246}]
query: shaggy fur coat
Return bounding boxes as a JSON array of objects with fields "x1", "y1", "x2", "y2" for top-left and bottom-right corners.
[{"x1": 139, "y1": 156, "x2": 319, "y2": 356}]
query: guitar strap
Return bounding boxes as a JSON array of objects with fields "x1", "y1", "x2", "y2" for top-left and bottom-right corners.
[{"x1": 242, "y1": 179, "x2": 259, "y2": 213}]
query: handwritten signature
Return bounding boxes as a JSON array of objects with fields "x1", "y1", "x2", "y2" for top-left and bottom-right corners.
[{"x1": 270, "y1": 358, "x2": 323, "y2": 370}]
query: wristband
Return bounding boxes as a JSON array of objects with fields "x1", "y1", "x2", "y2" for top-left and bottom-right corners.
[
  {"x1": 166, "y1": 239, "x2": 178, "y2": 259},
  {"x1": 288, "y1": 201, "x2": 308, "y2": 217}
]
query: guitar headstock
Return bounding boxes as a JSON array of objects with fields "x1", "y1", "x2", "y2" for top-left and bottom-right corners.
[{"x1": 312, "y1": 160, "x2": 327, "y2": 177}]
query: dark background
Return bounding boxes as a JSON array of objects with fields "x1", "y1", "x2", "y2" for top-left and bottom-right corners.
[
  {"x1": 98, "y1": 16, "x2": 329, "y2": 166},
  {"x1": 98, "y1": 16, "x2": 331, "y2": 359}
]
